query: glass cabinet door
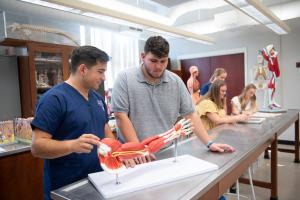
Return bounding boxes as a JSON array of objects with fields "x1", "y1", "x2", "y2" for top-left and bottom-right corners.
[{"x1": 34, "y1": 52, "x2": 63, "y2": 99}]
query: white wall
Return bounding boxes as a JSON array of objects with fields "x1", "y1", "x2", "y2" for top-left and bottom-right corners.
[
  {"x1": 279, "y1": 24, "x2": 300, "y2": 140},
  {"x1": 0, "y1": 56, "x2": 21, "y2": 120},
  {"x1": 169, "y1": 23, "x2": 300, "y2": 141}
]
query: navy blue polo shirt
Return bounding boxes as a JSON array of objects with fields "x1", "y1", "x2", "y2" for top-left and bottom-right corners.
[
  {"x1": 31, "y1": 82, "x2": 108, "y2": 200},
  {"x1": 200, "y1": 82, "x2": 212, "y2": 96}
]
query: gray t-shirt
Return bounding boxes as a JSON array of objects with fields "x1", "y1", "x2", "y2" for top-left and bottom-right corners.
[{"x1": 111, "y1": 67, "x2": 195, "y2": 141}]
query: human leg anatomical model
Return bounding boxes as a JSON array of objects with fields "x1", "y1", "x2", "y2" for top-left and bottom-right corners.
[{"x1": 261, "y1": 44, "x2": 281, "y2": 108}]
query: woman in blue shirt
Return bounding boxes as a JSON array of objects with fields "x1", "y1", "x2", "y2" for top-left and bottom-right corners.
[{"x1": 200, "y1": 68, "x2": 227, "y2": 97}]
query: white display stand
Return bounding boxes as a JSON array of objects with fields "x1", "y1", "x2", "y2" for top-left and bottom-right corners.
[
  {"x1": 259, "y1": 108, "x2": 287, "y2": 113},
  {"x1": 252, "y1": 112, "x2": 282, "y2": 118},
  {"x1": 88, "y1": 154, "x2": 218, "y2": 199}
]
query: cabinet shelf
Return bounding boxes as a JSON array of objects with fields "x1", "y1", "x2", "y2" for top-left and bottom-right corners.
[
  {"x1": 34, "y1": 58, "x2": 62, "y2": 64},
  {"x1": 37, "y1": 87, "x2": 52, "y2": 93}
]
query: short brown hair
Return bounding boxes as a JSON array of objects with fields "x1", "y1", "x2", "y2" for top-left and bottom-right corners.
[{"x1": 144, "y1": 36, "x2": 169, "y2": 58}]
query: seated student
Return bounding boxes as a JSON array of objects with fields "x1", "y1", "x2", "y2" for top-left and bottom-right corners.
[
  {"x1": 196, "y1": 80, "x2": 248, "y2": 130},
  {"x1": 231, "y1": 83, "x2": 257, "y2": 115},
  {"x1": 200, "y1": 68, "x2": 227, "y2": 97}
]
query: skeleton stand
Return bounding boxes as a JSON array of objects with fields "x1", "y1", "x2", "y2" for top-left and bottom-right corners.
[
  {"x1": 173, "y1": 138, "x2": 178, "y2": 163},
  {"x1": 115, "y1": 173, "x2": 121, "y2": 185}
]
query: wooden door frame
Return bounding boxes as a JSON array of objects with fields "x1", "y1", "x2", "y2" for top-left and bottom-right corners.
[{"x1": 176, "y1": 48, "x2": 248, "y2": 86}]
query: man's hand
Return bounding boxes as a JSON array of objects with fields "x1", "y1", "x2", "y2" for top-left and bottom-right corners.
[
  {"x1": 70, "y1": 134, "x2": 100, "y2": 154},
  {"x1": 209, "y1": 143, "x2": 235, "y2": 153}
]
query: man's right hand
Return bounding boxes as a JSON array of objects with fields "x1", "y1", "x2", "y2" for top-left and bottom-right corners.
[{"x1": 70, "y1": 134, "x2": 100, "y2": 154}]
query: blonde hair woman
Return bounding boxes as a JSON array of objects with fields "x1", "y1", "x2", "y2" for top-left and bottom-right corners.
[
  {"x1": 196, "y1": 80, "x2": 248, "y2": 130},
  {"x1": 231, "y1": 84, "x2": 257, "y2": 115},
  {"x1": 200, "y1": 68, "x2": 227, "y2": 97}
]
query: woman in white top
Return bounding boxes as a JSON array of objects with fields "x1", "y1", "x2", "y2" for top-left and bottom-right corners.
[{"x1": 231, "y1": 83, "x2": 257, "y2": 115}]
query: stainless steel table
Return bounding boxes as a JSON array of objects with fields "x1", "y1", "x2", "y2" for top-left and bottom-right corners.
[
  {"x1": 0, "y1": 142, "x2": 30, "y2": 158},
  {"x1": 51, "y1": 109, "x2": 299, "y2": 200}
]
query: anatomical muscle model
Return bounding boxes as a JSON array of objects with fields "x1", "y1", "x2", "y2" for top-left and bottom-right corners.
[
  {"x1": 260, "y1": 44, "x2": 281, "y2": 109},
  {"x1": 97, "y1": 118, "x2": 193, "y2": 184}
]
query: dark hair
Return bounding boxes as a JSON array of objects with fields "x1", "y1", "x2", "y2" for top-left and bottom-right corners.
[
  {"x1": 204, "y1": 79, "x2": 227, "y2": 109},
  {"x1": 144, "y1": 36, "x2": 169, "y2": 58},
  {"x1": 70, "y1": 46, "x2": 109, "y2": 74}
]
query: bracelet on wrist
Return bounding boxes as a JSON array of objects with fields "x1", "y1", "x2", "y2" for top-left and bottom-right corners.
[{"x1": 206, "y1": 140, "x2": 214, "y2": 149}]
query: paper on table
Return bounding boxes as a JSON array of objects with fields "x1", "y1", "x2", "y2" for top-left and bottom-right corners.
[
  {"x1": 88, "y1": 154, "x2": 218, "y2": 199},
  {"x1": 252, "y1": 112, "x2": 282, "y2": 118},
  {"x1": 239, "y1": 117, "x2": 265, "y2": 124}
]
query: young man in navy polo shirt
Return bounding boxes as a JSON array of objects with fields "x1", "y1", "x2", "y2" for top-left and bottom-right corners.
[{"x1": 31, "y1": 46, "x2": 114, "y2": 200}]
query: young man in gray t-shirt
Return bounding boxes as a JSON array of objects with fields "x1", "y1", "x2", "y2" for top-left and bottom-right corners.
[{"x1": 112, "y1": 36, "x2": 234, "y2": 166}]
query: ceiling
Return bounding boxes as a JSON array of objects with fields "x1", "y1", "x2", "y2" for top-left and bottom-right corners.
[
  {"x1": 115, "y1": 0, "x2": 300, "y2": 33},
  {"x1": 49, "y1": 0, "x2": 300, "y2": 40},
  {"x1": 2, "y1": 0, "x2": 300, "y2": 43}
]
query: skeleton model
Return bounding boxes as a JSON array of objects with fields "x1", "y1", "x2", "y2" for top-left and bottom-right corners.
[
  {"x1": 253, "y1": 54, "x2": 268, "y2": 108},
  {"x1": 8, "y1": 23, "x2": 79, "y2": 46},
  {"x1": 97, "y1": 119, "x2": 193, "y2": 184},
  {"x1": 260, "y1": 44, "x2": 281, "y2": 109},
  {"x1": 253, "y1": 54, "x2": 268, "y2": 89}
]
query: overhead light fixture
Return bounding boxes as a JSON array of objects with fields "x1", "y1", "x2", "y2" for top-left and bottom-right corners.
[
  {"x1": 145, "y1": 27, "x2": 185, "y2": 39},
  {"x1": 44, "y1": 0, "x2": 215, "y2": 44},
  {"x1": 20, "y1": 0, "x2": 75, "y2": 12},
  {"x1": 224, "y1": 0, "x2": 291, "y2": 34},
  {"x1": 186, "y1": 38, "x2": 214, "y2": 45}
]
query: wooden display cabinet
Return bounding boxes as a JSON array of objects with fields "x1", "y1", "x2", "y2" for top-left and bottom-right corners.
[
  {"x1": 0, "y1": 151, "x2": 44, "y2": 200},
  {"x1": 0, "y1": 38, "x2": 76, "y2": 199},
  {"x1": 22, "y1": 42, "x2": 75, "y2": 117}
]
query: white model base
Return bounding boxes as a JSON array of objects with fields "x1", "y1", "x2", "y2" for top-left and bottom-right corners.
[{"x1": 88, "y1": 154, "x2": 218, "y2": 198}]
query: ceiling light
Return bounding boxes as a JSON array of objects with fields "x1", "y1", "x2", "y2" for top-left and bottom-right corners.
[
  {"x1": 266, "y1": 23, "x2": 288, "y2": 35},
  {"x1": 20, "y1": 0, "x2": 75, "y2": 12},
  {"x1": 224, "y1": 0, "x2": 291, "y2": 34},
  {"x1": 145, "y1": 27, "x2": 184, "y2": 39},
  {"x1": 240, "y1": 5, "x2": 272, "y2": 24},
  {"x1": 186, "y1": 38, "x2": 214, "y2": 45}
]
